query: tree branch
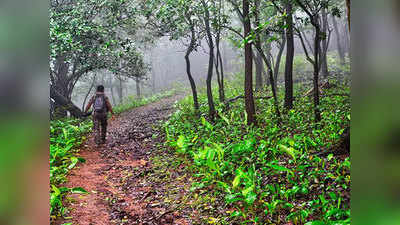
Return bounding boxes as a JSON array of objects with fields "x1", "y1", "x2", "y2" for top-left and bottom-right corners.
[
  {"x1": 222, "y1": 25, "x2": 244, "y2": 39},
  {"x1": 295, "y1": 26, "x2": 315, "y2": 65}
]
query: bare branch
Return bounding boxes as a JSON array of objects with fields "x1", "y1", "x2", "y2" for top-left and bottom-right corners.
[{"x1": 221, "y1": 25, "x2": 244, "y2": 39}]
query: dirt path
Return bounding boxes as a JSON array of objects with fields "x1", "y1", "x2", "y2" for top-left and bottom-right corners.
[{"x1": 57, "y1": 95, "x2": 191, "y2": 225}]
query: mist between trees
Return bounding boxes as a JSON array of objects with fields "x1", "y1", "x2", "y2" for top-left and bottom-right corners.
[{"x1": 50, "y1": 0, "x2": 350, "y2": 121}]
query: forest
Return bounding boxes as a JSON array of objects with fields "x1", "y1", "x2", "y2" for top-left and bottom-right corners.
[{"x1": 50, "y1": 0, "x2": 351, "y2": 224}]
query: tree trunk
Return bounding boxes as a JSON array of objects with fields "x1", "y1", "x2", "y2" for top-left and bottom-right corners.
[
  {"x1": 52, "y1": 56, "x2": 71, "y2": 116},
  {"x1": 320, "y1": 7, "x2": 330, "y2": 78},
  {"x1": 313, "y1": 18, "x2": 322, "y2": 122},
  {"x1": 284, "y1": 1, "x2": 295, "y2": 109},
  {"x1": 152, "y1": 71, "x2": 156, "y2": 94},
  {"x1": 299, "y1": 29, "x2": 314, "y2": 55},
  {"x1": 255, "y1": 44, "x2": 281, "y2": 121},
  {"x1": 332, "y1": 15, "x2": 345, "y2": 65},
  {"x1": 136, "y1": 78, "x2": 141, "y2": 99},
  {"x1": 265, "y1": 42, "x2": 273, "y2": 86},
  {"x1": 202, "y1": 0, "x2": 216, "y2": 121},
  {"x1": 274, "y1": 32, "x2": 286, "y2": 89},
  {"x1": 118, "y1": 78, "x2": 123, "y2": 103},
  {"x1": 243, "y1": 0, "x2": 256, "y2": 125},
  {"x1": 217, "y1": 42, "x2": 225, "y2": 102},
  {"x1": 215, "y1": 34, "x2": 223, "y2": 102},
  {"x1": 50, "y1": 87, "x2": 83, "y2": 118},
  {"x1": 184, "y1": 24, "x2": 199, "y2": 111},
  {"x1": 53, "y1": 101, "x2": 67, "y2": 118},
  {"x1": 215, "y1": 32, "x2": 225, "y2": 102},
  {"x1": 110, "y1": 84, "x2": 116, "y2": 105},
  {"x1": 346, "y1": 0, "x2": 351, "y2": 32},
  {"x1": 109, "y1": 77, "x2": 116, "y2": 105},
  {"x1": 82, "y1": 75, "x2": 96, "y2": 111},
  {"x1": 215, "y1": 0, "x2": 225, "y2": 102},
  {"x1": 255, "y1": 50, "x2": 264, "y2": 92}
]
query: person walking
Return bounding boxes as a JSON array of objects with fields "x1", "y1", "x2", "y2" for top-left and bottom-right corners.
[{"x1": 84, "y1": 85, "x2": 114, "y2": 145}]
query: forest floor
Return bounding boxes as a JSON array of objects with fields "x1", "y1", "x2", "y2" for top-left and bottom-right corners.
[{"x1": 57, "y1": 94, "x2": 196, "y2": 225}]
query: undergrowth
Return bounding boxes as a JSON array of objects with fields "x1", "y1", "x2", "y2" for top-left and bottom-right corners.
[
  {"x1": 50, "y1": 119, "x2": 91, "y2": 220},
  {"x1": 163, "y1": 74, "x2": 351, "y2": 224}
]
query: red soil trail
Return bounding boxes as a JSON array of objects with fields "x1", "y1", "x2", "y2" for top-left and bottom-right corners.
[{"x1": 56, "y1": 95, "x2": 189, "y2": 225}]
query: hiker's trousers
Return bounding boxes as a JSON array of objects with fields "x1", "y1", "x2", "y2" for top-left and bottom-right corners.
[{"x1": 93, "y1": 112, "x2": 107, "y2": 144}]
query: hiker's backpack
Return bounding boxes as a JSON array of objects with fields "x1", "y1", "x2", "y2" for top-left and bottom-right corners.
[{"x1": 93, "y1": 95, "x2": 107, "y2": 113}]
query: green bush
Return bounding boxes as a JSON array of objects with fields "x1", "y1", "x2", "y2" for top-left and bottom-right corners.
[
  {"x1": 163, "y1": 76, "x2": 350, "y2": 224},
  {"x1": 50, "y1": 119, "x2": 91, "y2": 219}
]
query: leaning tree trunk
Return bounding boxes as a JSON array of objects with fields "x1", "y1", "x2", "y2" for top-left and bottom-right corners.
[
  {"x1": 320, "y1": 7, "x2": 330, "y2": 78},
  {"x1": 184, "y1": 24, "x2": 199, "y2": 111},
  {"x1": 82, "y1": 75, "x2": 96, "y2": 111},
  {"x1": 253, "y1": 43, "x2": 281, "y2": 121},
  {"x1": 217, "y1": 41, "x2": 225, "y2": 102},
  {"x1": 313, "y1": 19, "x2": 322, "y2": 122},
  {"x1": 50, "y1": 87, "x2": 83, "y2": 118},
  {"x1": 274, "y1": 32, "x2": 286, "y2": 89},
  {"x1": 215, "y1": 30, "x2": 225, "y2": 102},
  {"x1": 284, "y1": 1, "x2": 295, "y2": 110},
  {"x1": 243, "y1": 0, "x2": 256, "y2": 125},
  {"x1": 215, "y1": 0, "x2": 225, "y2": 102},
  {"x1": 264, "y1": 42, "x2": 273, "y2": 86},
  {"x1": 215, "y1": 35, "x2": 223, "y2": 102},
  {"x1": 202, "y1": 0, "x2": 216, "y2": 121},
  {"x1": 252, "y1": 0, "x2": 280, "y2": 121}
]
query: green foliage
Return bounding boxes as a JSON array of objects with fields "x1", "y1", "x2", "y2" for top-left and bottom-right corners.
[
  {"x1": 163, "y1": 75, "x2": 350, "y2": 224},
  {"x1": 50, "y1": 119, "x2": 91, "y2": 219},
  {"x1": 50, "y1": 0, "x2": 150, "y2": 91}
]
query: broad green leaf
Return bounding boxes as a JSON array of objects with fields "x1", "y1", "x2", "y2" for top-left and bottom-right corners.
[
  {"x1": 70, "y1": 187, "x2": 89, "y2": 194},
  {"x1": 279, "y1": 144, "x2": 299, "y2": 161},
  {"x1": 68, "y1": 157, "x2": 79, "y2": 169},
  {"x1": 232, "y1": 173, "x2": 241, "y2": 188},
  {"x1": 52, "y1": 185, "x2": 60, "y2": 197}
]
